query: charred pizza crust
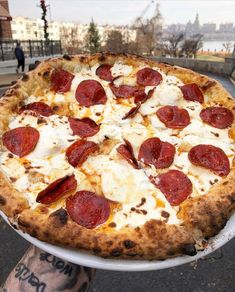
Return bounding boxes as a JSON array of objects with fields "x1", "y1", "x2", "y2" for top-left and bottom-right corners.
[{"x1": 0, "y1": 53, "x2": 234, "y2": 260}]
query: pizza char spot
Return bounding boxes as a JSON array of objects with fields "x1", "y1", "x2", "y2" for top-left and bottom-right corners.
[
  {"x1": 108, "y1": 222, "x2": 116, "y2": 228},
  {"x1": 211, "y1": 132, "x2": 219, "y2": 137},
  {"x1": 37, "y1": 118, "x2": 46, "y2": 125},
  {"x1": 130, "y1": 207, "x2": 147, "y2": 215},
  {"x1": 21, "y1": 74, "x2": 29, "y2": 81},
  {"x1": 63, "y1": 54, "x2": 72, "y2": 61},
  {"x1": 136, "y1": 197, "x2": 146, "y2": 208},
  {"x1": 9, "y1": 177, "x2": 17, "y2": 182},
  {"x1": 123, "y1": 240, "x2": 136, "y2": 249},
  {"x1": 181, "y1": 243, "x2": 197, "y2": 256},
  {"x1": 0, "y1": 195, "x2": 6, "y2": 205},
  {"x1": 110, "y1": 248, "x2": 123, "y2": 257},
  {"x1": 53, "y1": 106, "x2": 59, "y2": 111},
  {"x1": 161, "y1": 211, "x2": 170, "y2": 218},
  {"x1": 93, "y1": 247, "x2": 101, "y2": 254},
  {"x1": 50, "y1": 208, "x2": 68, "y2": 226},
  {"x1": 8, "y1": 153, "x2": 14, "y2": 158}
]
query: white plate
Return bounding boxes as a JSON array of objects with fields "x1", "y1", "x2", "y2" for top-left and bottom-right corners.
[{"x1": 1, "y1": 211, "x2": 234, "y2": 271}]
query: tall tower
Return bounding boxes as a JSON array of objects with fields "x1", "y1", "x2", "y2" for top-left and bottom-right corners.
[
  {"x1": 193, "y1": 13, "x2": 200, "y2": 33},
  {"x1": 0, "y1": 0, "x2": 12, "y2": 39}
]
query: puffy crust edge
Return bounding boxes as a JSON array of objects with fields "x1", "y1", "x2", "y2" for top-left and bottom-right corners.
[
  {"x1": 17, "y1": 208, "x2": 196, "y2": 260},
  {"x1": 0, "y1": 52, "x2": 234, "y2": 259}
]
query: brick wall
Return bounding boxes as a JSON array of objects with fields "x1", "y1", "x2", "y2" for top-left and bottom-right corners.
[{"x1": 0, "y1": 0, "x2": 12, "y2": 39}]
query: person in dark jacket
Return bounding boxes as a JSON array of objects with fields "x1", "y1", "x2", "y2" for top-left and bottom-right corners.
[{"x1": 15, "y1": 42, "x2": 25, "y2": 73}]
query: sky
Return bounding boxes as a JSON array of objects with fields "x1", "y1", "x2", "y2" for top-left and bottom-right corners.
[{"x1": 8, "y1": 0, "x2": 235, "y2": 26}]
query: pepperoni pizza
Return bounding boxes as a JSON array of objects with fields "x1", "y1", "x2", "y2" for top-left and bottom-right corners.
[{"x1": 0, "y1": 53, "x2": 234, "y2": 260}]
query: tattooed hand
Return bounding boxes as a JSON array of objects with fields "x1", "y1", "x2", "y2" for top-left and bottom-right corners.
[{"x1": 0, "y1": 245, "x2": 95, "y2": 292}]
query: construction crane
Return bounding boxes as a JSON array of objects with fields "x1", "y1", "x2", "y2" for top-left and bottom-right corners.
[{"x1": 132, "y1": 0, "x2": 157, "y2": 29}]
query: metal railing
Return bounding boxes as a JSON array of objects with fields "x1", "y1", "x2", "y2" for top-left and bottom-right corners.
[{"x1": 0, "y1": 40, "x2": 62, "y2": 61}]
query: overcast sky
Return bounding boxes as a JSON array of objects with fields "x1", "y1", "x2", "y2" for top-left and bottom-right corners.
[{"x1": 8, "y1": 0, "x2": 235, "y2": 26}]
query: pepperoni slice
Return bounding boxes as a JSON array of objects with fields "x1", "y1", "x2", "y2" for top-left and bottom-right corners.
[
  {"x1": 180, "y1": 83, "x2": 204, "y2": 103},
  {"x1": 66, "y1": 191, "x2": 110, "y2": 229},
  {"x1": 133, "y1": 88, "x2": 154, "y2": 104},
  {"x1": 122, "y1": 103, "x2": 141, "y2": 120},
  {"x1": 51, "y1": 69, "x2": 74, "y2": 93},
  {"x1": 68, "y1": 117, "x2": 100, "y2": 138},
  {"x1": 66, "y1": 140, "x2": 98, "y2": 167},
  {"x1": 19, "y1": 102, "x2": 53, "y2": 117},
  {"x1": 117, "y1": 139, "x2": 138, "y2": 169},
  {"x1": 150, "y1": 170, "x2": 192, "y2": 206},
  {"x1": 156, "y1": 106, "x2": 190, "y2": 129},
  {"x1": 2, "y1": 127, "x2": 39, "y2": 157},
  {"x1": 110, "y1": 83, "x2": 137, "y2": 99},
  {"x1": 138, "y1": 137, "x2": 175, "y2": 169},
  {"x1": 134, "y1": 89, "x2": 147, "y2": 103},
  {"x1": 200, "y1": 106, "x2": 234, "y2": 129},
  {"x1": 36, "y1": 175, "x2": 77, "y2": 204},
  {"x1": 188, "y1": 144, "x2": 230, "y2": 176},
  {"x1": 137, "y1": 68, "x2": 162, "y2": 86},
  {"x1": 96, "y1": 64, "x2": 113, "y2": 81},
  {"x1": 76, "y1": 80, "x2": 107, "y2": 107}
]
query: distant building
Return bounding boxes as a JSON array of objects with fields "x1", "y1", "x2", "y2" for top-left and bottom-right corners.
[
  {"x1": 193, "y1": 13, "x2": 200, "y2": 33},
  {"x1": 185, "y1": 20, "x2": 193, "y2": 35},
  {"x1": 167, "y1": 23, "x2": 186, "y2": 34},
  {"x1": 0, "y1": 0, "x2": 12, "y2": 39},
  {"x1": 201, "y1": 23, "x2": 216, "y2": 33},
  {"x1": 219, "y1": 23, "x2": 234, "y2": 33},
  {"x1": 11, "y1": 16, "x2": 136, "y2": 49}
]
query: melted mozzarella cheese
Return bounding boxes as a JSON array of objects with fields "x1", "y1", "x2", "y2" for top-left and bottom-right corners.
[
  {"x1": 111, "y1": 62, "x2": 133, "y2": 77},
  {"x1": 113, "y1": 194, "x2": 181, "y2": 229},
  {"x1": 83, "y1": 155, "x2": 181, "y2": 228},
  {"x1": 101, "y1": 161, "x2": 155, "y2": 204},
  {"x1": 140, "y1": 83, "x2": 183, "y2": 115}
]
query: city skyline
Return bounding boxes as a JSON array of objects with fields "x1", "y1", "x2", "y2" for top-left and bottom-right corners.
[{"x1": 8, "y1": 0, "x2": 235, "y2": 26}]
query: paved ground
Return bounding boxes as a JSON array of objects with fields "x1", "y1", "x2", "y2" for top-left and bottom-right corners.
[
  {"x1": 0, "y1": 73, "x2": 23, "y2": 87},
  {"x1": 0, "y1": 73, "x2": 234, "y2": 291},
  {"x1": 0, "y1": 55, "x2": 62, "y2": 75}
]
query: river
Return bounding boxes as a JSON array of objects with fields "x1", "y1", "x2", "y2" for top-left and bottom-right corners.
[{"x1": 202, "y1": 41, "x2": 235, "y2": 52}]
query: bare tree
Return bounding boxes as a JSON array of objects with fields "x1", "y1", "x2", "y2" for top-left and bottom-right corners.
[
  {"x1": 181, "y1": 34, "x2": 203, "y2": 58},
  {"x1": 222, "y1": 42, "x2": 233, "y2": 54},
  {"x1": 105, "y1": 30, "x2": 125, "y2": 53},
  {"x1": 166, "y1": 33, "x2": 184, "y2": 57},
  {"x1": 60, "y1": 26, "x2": 82, "y2": 54},
  {"x1": 136, "y1": 19, "x2": 158, "y2": 56},
  {"x1": 124, "y1": 41, "x2": 141, "y2": 54}
]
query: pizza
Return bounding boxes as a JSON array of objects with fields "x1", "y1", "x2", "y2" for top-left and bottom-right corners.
[{"x1": 0, "y1": 53, "x2": 234, "y2": 260}]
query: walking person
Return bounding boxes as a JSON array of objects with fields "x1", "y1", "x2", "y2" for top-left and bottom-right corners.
[{"x1": 15, "y1": 42, "x2": 25, "y2": 74}]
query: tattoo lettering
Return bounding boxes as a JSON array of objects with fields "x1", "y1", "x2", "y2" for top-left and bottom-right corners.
[
  {"x1": 14, "y1": 263, "x2": 46, "y2": 292},
  {"x1": 39, "y1": 252, "x2": 73, "y2": 276}
]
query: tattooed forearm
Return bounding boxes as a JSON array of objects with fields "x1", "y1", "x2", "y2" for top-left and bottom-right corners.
[
  {"x1": 1, "y1": 245, "x2": 95, "y2": 292},
  {"x1": 39, "y1": 252, "x2": 73, "y2": 277},
  {"x1": 14, "y1": 263, "x2": 46, "y2": 292}
]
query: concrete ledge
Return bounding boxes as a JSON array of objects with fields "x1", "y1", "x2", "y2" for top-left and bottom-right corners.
[
  {"x1": 151, "y1": 57, "x2": 235, "y2": 76},
  {"x1": 231, "y1": 69, "x2": 235, "y2": 81}
]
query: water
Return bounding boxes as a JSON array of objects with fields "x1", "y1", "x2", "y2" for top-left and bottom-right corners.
[{"x1": 202, "y1": 41, "x2": 235, "y2": 52}]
